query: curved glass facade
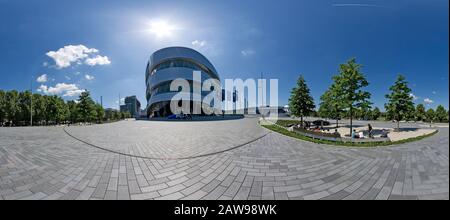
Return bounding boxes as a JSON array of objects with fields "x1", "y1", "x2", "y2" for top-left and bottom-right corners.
[{"x1": 145, "y1": 47, "x2": 220, "y2": 118}]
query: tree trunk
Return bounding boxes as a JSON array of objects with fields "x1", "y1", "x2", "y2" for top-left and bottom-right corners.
[
  {"x1": 349, "y1": 106, "x2": 353, "y2": 138},
  {"x1": 397, "y1": 120, "x2": 400, "y2": 131},
  {"x1": 336, "y1": 119, "x2": 339, "y2": 128},
  {"x1": 300, "y1": 116, "x2": 303, "y2": 128}
]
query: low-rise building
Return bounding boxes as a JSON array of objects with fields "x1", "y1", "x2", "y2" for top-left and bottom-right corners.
[{"x1": 120, "y1": 96, "x2": 141, "y2": 118}]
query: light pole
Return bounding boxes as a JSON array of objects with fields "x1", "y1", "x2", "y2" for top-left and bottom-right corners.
[{"x1": 30, "y1": 77, "x2": 33, "y2": 126}]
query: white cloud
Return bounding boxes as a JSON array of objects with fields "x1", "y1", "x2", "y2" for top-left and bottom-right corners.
[
  {"x1": 192, "y1": 40, "x2": 207, "y2": 47},
  {"x1": 85, "y1": 74, "x2": 95, "y2": 81},
  {"x1": 46, "y1": 44, "x2": 99, "y2": 69},
  {"x1": 409, "y1": 93, "x2": 419, "y2": 101},
  {"x1": 74, "y1": 72, "x2": 81, "y2": 75},
  {"x1": 37, "y1": 85, "x2": 47, "y2": 93},
  {"x1": 37, "y1": 83, "x2": 84, "y2": 97},
  {"x1": 424, "y1": 98, "x2": 434, "y2": 104},
  {"x1": 65, "y1": 75, "x2": 71, "y2": 80},
  {"x1": 36, "y1": 74, "x2": 48, "y2": 83},
  {"x1": 85, "y1": 55, "x2": 111, "y2": 66},
  {"x1": 241, "y1": 49, "x2": 255, "y2": 56},
  {"x1": 432, "y1": 91, "x2": 437, "y2": 95},
  {"x1": 63, "y1": 88, "x2": 85, "y2": 97},
  {"x1": 42, "y1": 62, "x2": 48, "y2": 67}
]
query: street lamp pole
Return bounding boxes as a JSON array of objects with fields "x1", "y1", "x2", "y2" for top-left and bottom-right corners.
[
  {"x1": 261, "y1": 72, "x2": 264, "y2": 107},
  {"x1": 30, "y1": 77, "x2": 33, "y2": 126}
]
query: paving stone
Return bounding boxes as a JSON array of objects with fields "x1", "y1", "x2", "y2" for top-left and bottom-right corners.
[{"x1": 0, "y1": 119, "x2": 447, "y2": 200}]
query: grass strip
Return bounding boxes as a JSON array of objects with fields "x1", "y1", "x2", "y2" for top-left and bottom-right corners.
[{"x1": 262, "y1": 124, "x2": 438, "y2": 147}]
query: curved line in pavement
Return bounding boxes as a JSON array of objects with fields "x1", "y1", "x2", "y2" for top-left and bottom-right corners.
[{"x1": 63, "y1": 126, "x2": 270, "y2": 160}]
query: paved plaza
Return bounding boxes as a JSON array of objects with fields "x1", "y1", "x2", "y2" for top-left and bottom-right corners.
[{"x1": 0, "y1": 117, "x2": 448, "y2": 200}]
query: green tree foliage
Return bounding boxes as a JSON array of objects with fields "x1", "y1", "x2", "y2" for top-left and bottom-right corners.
[
  {"x1": 121, "y1": 111, "x2": 132, "y2": 119},
  {"x1": 288, "y1": 75, "x2": 315, "y2": 126},
  {"x1": 385, "y1": 75, "x2": 415, "y2": 130},
  {"x1": 371, "y1": 107, "x2": 381, "y2": 120},
  {"x1": 32, "y1": 94, "x2": 46, "y2": 125},
  {"x1": 46, "y1": 95, "x2": 68, "y2": 124},
  {"x1": 426, "y1": 108, "x2": 435, "y2": 123},
  {"x1": 354, "y1": 106, "x2": 372, "y2": 120},
  {"x1": 0, "y1": 89, "x2": 121, "y2": 126},
  {"x1": 67, "y1": 100, "x2": 79, "y2": 123},
  {"x1": 331, "y1": 58, "x2": 371, "y2": 136},
  {"x1": 415, "y1": 104, "x2": 426, "y2": 122},
  {"x1": 0, "y1": 90, "x2": 5, "y2": 125},
  {"x1": 95, "y1": 103, "x2": 105, "y2": 123},
  {"x1": 319, "y1": 84, "x2": 344, "y2": 127},
  {"x1": 77, "y1": 91, "x2": 97, "y2": 123},
  {"x1": 5, "y1": 90, "x2": 19, "y2": 125},
  {"x1": 435, "y1": 105, "x2": 448, "y2": 122},
  {"x1": 18, "y1": 91, "x2": 32, "y2": 125}
]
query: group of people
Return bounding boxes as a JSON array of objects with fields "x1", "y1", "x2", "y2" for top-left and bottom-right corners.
[
  {"x1": 298, "y1": 122, "x2": 391, "y2": 139},
  {"x1": 350, "y1": 124, "x2": 389, "y2": 139},
  {"x1": 351, "y1": 124, "x2": 374, "y2": 139}
]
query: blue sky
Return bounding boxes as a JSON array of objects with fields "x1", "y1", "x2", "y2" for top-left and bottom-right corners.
[{"x1": 0, "y1": 0, "x2": 448, "y2": 110}]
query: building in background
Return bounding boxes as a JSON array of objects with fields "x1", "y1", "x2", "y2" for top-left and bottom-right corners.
[
  {"x1": 145, "y1": 47, "x2": 221, "y2": 118},
  {"x1": 120, "y1": 95, "x2": 141, "y2": 118},
  {"x1": 222, "y1": 89, "x2": 247, "y2": 114}
]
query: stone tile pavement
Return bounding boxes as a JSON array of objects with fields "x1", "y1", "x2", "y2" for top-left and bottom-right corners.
[{"x1": 0, "y1": 118, "x2": 448, "y2": 200}]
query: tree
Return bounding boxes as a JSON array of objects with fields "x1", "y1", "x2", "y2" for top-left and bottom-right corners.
[
  {"x1": 288, "y1": 75, "x2": 315, "y2": 126},
  {"x1": 5, "y1": 90, "x2": 19, "y2": 126},
  {"x1": 415, "y1": 104, "x2": 426, "y2": 122},
  {"x1": 121, "y1": 111, "x2": 132, "y2": 119},
  {"x1": 426, "y1": 109, "x2": 435, "y2": 123},
  {"x1": 0, "y1": 90, "x2": 5, "y2": 126},
  {"x1": 332, "y1": 58, "x2": 371, "y2": 136},
  {"x1": 95, "y1": 103, "x2": 105, "y2": 123},
  {"x1": 114, "y1": 111, "x2": 122, "y2": 120},
  {"x1": 55, "y1": 96, "x2": 68, "y2": 124},
  {"x1": 18, "y1": 91, "x2": 32, "y2": 125},
  {"x1": 46, "y1": 96, "x2": 60, "y2": 124},
  {"x1": 355, "y1": 106, "x2": 372, "y2": 120},
  {"x1": 319, "y1": 84, "x2": 344, "y2": 127},
  {"x1": 77, "y1": 91, "x2": 97, "y2": 123},
  {"x1": 385, "y1": 75, "x2": 415, "y2": 131},
  {"x1": 371, "y1": 107, "x2": 381, "y2": 120},
  {"x1": 435, "y1": 105, "x2": 448, "y2": 122},
  {"x1": 32, "y1": 94, "x2": 46, "y2": 125},
  {"x1": 0, "y1": 89, "x2": 110, "y2": 126},
  {"x1": 67, "y1": 100, "x2": 79, "y2": 124}
]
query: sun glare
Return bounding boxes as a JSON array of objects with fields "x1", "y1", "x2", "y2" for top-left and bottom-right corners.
[{"x1": 148, "y1": 19, "x2": 177, "y2": 39}]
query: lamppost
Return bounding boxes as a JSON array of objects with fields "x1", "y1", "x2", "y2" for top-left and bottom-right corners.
[{"x1": 30, "y1": 77, "x2": 33, "y2": 126}]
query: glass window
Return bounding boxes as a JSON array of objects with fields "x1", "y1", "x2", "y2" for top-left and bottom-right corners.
[{"x1": 149, "y1": 59, "x2": 217, "y2": 78}]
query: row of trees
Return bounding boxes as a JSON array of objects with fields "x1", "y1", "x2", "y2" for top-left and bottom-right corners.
[
  {"x1": 0, "y1": 90, "x2": 132, "y2": 126},
  {"x1": 289, "y1": 58, "x2": 449, "y2": 134}
]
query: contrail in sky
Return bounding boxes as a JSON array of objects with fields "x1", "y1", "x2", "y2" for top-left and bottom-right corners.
[{"x1": 332, "y1": 3, "x2": 383, "y2": 8}]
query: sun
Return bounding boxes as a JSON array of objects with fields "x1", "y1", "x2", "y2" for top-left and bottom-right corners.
[{"x1": 148, "y1": 19, "x2": 177, "y2": 39}]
